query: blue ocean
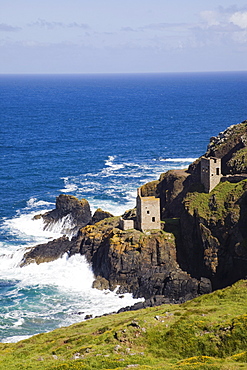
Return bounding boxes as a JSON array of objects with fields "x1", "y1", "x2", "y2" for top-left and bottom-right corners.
[{"x1": 0, "y1": 72, "x2": 247, "y2": 343}]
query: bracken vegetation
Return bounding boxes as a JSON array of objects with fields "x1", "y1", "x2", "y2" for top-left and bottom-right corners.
[{"x1": 2, "y1": 280, "x2": 247, "y2": 369}]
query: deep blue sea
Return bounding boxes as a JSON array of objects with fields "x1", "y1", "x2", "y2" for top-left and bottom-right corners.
[{"x1": 0, "y1": 72, "x2": 246, "y2": 342}]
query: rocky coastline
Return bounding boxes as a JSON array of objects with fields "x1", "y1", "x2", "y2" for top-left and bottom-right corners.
[{"x1": 22, "y1": 120, "x2": 247, "y2": 311}]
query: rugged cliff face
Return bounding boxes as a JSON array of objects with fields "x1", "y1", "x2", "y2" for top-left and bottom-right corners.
[
  {"x1": 139, "y1": 120, "x2": 247, "y2": 292},
  {"x1": 23, "y1": 212, "x2": 211, "y2": 303},
  {"x1": 74, "y1": 217, "x2": 210, "y2": 302},
  {"x1": 180, "y1": 179, "x2": 247, "y2": 290},
  {"x1": 23, "y1": 120, "x2": 247, "y2": 306}
]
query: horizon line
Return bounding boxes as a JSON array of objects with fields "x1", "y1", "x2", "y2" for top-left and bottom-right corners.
[{"x1": 0, "y1": 70, "x2": 247, "y2": 76}]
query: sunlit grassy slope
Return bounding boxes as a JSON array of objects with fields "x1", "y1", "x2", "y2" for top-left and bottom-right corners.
[{"x1": 1, "y1": 280, "x2": 247, "y2": 369}]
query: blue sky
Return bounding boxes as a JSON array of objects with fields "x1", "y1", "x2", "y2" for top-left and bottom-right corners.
[{"x1": 1, "y1": 0, "x2": 247, "y2": 73}]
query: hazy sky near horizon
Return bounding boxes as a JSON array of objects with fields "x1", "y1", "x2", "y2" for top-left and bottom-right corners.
[{"x1": 1, "y1": 0, "x2": 247, "y2": 74}]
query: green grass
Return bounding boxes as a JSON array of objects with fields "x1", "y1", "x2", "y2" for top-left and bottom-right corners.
[
  {"x1": 184, "y1": 180, "x2": 247, "y2": 221},
  {"x1": 2, "y1": 281, "x2": 247, "y2": 369}
]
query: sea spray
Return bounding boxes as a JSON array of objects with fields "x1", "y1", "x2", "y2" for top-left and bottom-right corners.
[
  {"x1": 0, "y1": 252, "x2": 144, "y2": 343},
  {"x1": 0, "y1": 207, "x2": 144, "y2": 343}
]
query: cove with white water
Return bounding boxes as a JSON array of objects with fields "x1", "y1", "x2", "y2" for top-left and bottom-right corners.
[
  {"x1": 0, "y1": 203, "x2": 145, "y2": 343},
  {"x1": 1, "y1": 72, "x2": 246, "y2": 342}
]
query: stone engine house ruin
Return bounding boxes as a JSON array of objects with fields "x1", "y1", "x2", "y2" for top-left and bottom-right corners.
[
  {"x1": 136, "y1": 188, "x2": 161, "y2": 232},
  {"x1": 201, "y1": 156, "x2": 222, "y2": 193}
]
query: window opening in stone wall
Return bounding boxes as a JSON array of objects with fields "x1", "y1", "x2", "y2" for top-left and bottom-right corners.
[
  {"x1": 216, "y1": 168, "x2": 220, "y2": 175},
  {"x1": 152, "y1": 217, "x2": 155, "y2": 222},
  {"x1": 147, "y1": 210, "x2": 150, "y2": 214}
]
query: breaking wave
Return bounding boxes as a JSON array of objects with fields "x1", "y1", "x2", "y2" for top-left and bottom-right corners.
[{"x1": 0, "y1": 198, "x2": 144, "y2": 343}]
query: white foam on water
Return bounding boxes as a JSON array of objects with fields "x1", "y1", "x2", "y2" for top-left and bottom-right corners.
[
  {"x1": 60, "y1": 177, "x2": 78, "y2": 193},
  {"x1": 25, "y1": 198, "x2": 53, "y2": 209},
  {"x1": 0, "y1": 253, "x2": 144, "y2": 343},
  {"x1": 0, "y1": 194, "x2": 144, "y2": 343},
  {"x1": 43, "y1": 214, "x2": 77, "y2": 238},
  {"x1": 2, "y1": 212, "x2": 62, "y2": 244},
  {"x1": 0, "y1": 253, "x2": 93, "y2": 291},
  {"x1": 76, "y1": 180, "x2": 102, "y2": 194},
  {"x1": 0, "y1": 244, "x2": 26, "y2": 269},
  {"x1": 3, "y1": 335, "x2": 32, "y2": 343},
  {"x1": 157, "y1": 157, "x2": 197, "y2": 163},
  {"x1": 102, "y1": 155, "x2": 125, "y2": 176},
  {"x1": 105, "y1": 155, "x2": 116, "y2": 167},
  {"x1": 13, "y1": 318, "x2": 25, "y2": 327}
]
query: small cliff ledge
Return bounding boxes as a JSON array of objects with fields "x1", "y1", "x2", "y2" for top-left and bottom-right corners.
[{"x1": 24, "y1": 119, "x2": 247, "y2": 306}]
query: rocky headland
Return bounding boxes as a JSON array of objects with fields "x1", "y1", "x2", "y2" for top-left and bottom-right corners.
[{"x1": 22, "y1": 120, "x2": 247, "y2": 309}]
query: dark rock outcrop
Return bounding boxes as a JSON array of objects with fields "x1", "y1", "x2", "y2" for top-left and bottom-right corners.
[
  {"x1": 41, "y1": 194, "x2": 92, "y2": 235},
  {"x1": 205, "y1": 120, "x2": 247, "y2": 174},
  {"x1": 91, "y1": 208, "x2": 113, "y2": 224},
  {"x1": 121, "y1": 208, "x2": 137, "y2": 221},
  {"x1": 20, "y1": 236, "x2": 74, "y2": 266},
  {"x1": 156, "y1": 169, "x2": 195, "y2": 218},
  {"x1": 92, "y1": 276, "x2": 110, "y2": 290}
]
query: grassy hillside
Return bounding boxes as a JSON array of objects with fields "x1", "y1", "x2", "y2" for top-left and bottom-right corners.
[
  {"x1": 2, "y1": 281, "x2": 247, "y2": 369},
  {"x1": 185, "y1": 180, "x2": 247, "y2": 221}
]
